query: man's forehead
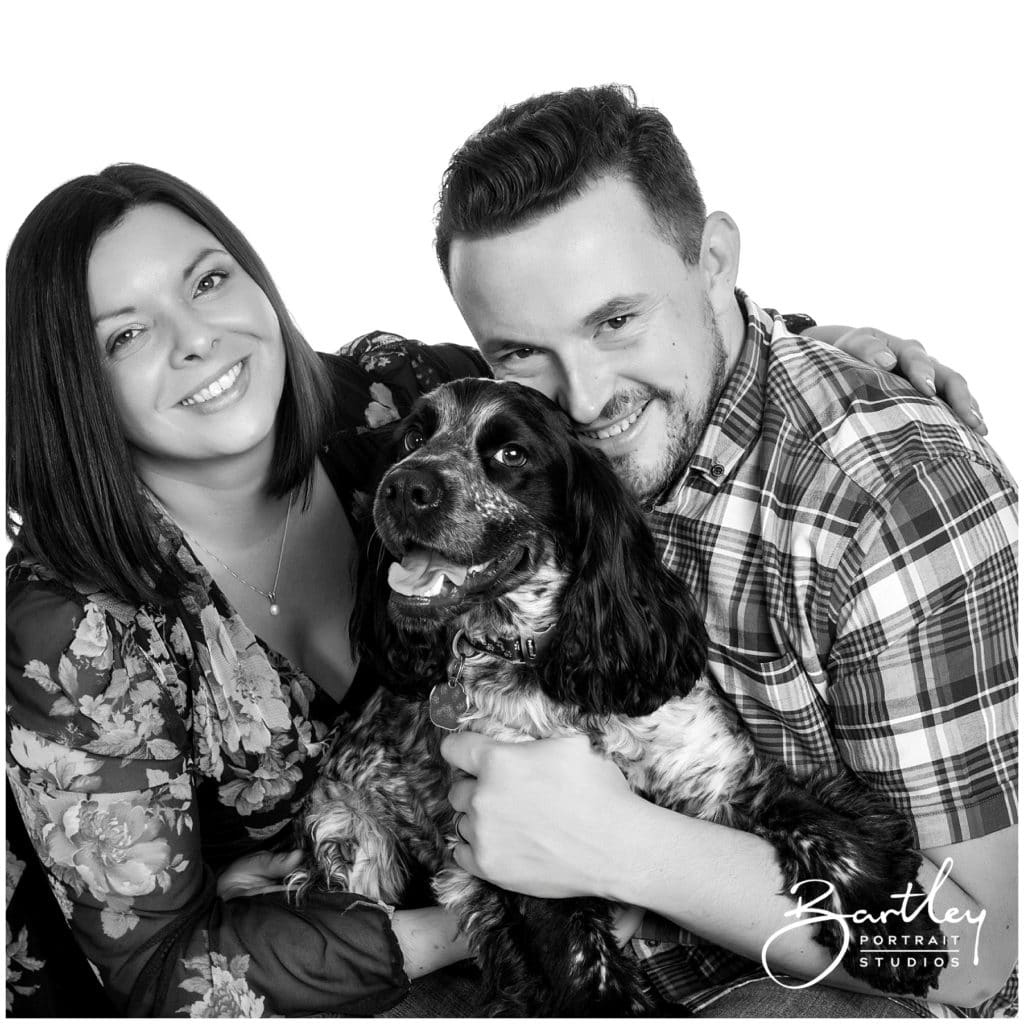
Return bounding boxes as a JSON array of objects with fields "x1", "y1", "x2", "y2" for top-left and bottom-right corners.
[{"x1": 449, "y1": 183, "x2": 686, "y2": 338}]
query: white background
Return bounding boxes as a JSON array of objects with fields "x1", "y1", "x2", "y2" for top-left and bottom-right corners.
[{"x1": 3, "y1": 0, "x2": 1021, "y2": 476}]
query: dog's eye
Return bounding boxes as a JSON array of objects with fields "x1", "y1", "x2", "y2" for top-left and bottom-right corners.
[
  {"x1": 492, "y1": 444, "x2": 528, "y2": 468},
  {"x1": 402, "y1": 428, "x2": 425, "y2": 453}
]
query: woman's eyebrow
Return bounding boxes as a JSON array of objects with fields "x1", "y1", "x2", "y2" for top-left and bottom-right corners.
[
  {"x1": 182, "y1": 247, "x2": 228, "y2": 280},
  {"x1": 92, "y1": 248, "x2": 230, "y2": 326},
  {"x1": 93, "y1": 304, "x2": 137, "y2": 327}
]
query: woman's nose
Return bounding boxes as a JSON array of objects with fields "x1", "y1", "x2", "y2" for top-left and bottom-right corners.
[{"x1": 167, "y1": 307, "x2": 219, "y2": 365}]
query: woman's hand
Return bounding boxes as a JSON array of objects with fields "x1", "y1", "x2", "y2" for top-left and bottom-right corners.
[
  {"x1": 813, "y1": 325, "x2": 986, "y2": 434},
  {"x1": 441, "y1": 733, "x2": 640, "y2": 901},
  {"x1": 217, "y1": 849, "x2": 305, "y2": 901}
]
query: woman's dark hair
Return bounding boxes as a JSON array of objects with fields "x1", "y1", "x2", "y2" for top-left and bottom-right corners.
[
  {"x1": 434, "y1": 83, "x2": 707, "y2": 282},
  {"x1": 6, "y1": 164, "x2": 333, "y2": 606}
]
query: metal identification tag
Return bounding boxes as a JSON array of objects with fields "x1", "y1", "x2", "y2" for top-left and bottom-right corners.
[{"x1": 429, "y1": 680, "x2": 468, "y2": 731}]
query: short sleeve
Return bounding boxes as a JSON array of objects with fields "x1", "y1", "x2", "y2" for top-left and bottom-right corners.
[{"x1": 6, "y1": 581, "x2": 410, "y2": 1016}]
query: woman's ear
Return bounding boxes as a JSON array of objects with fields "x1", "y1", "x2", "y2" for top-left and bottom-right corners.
[{"x1": 539, "y1": 442, "x2": 707, "y2": 717}]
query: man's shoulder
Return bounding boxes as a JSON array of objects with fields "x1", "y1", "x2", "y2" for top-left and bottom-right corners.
[{"x1": 762, "y1": 329, "x2": 1013, "y2": 501}]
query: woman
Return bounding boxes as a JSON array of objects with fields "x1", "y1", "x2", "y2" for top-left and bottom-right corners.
[{"x1": 4, "y1": 165, "x2": 978, "y2": 1017}]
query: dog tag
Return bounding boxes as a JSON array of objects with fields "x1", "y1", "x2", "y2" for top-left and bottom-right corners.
[{"x1": 429, "y1": 681, "x2": 468, "y2": 731}]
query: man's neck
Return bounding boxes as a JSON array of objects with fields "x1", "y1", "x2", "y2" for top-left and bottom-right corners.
[{"x1": 720, "y1": 291, "x2": 748, "y2": 381}]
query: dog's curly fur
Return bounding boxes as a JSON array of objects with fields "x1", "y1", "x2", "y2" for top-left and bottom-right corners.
[{"x1": 293, "y1": 378, "x2": 945, "y2": 1016}]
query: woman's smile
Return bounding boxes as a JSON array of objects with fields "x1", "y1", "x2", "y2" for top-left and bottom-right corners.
[{"x1": 179, "y1": 357, "x2": 249, "y2": 410}]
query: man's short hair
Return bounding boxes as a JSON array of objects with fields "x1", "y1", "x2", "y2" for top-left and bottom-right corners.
[{"x1": 435, "y1": 84, "x2": 707, "y2": 282}]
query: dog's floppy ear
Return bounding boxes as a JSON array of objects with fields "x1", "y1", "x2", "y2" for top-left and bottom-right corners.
[{"x1": 539, "y1": 443, "x2": 707, "y2": 717}]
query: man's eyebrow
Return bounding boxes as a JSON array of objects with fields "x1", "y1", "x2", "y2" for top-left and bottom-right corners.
[
  {"x1": 92, "y1": 248, "x2": 229, "y2": 326},
  {"x1": 580, "y1": 294, "x2": 647, "y2": 330},
  {"x1": 478, "y1": 335, "x2": 530, "y2": 353}
]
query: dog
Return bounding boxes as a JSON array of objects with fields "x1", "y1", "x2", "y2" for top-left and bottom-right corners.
[{"x1": 293, "y1": 378, "x2": 945, "y2": 1016}]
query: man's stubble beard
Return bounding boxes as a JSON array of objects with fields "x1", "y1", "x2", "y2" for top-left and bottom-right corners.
[{"x1": 611, "y1": 307, "x2": 730, "y2": 505}]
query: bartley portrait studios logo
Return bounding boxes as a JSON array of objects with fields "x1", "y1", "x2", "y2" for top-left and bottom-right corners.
[{"x1": 761, "y1": 858, "x2": 984, "y2": 989}]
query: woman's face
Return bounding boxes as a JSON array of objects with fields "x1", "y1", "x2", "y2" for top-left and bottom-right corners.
[{"x1": 88, "y1": 203, "x2": 287, "y2": 480}]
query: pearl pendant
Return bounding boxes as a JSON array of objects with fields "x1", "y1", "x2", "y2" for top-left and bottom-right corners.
[{"x1": 268, "y1": 598, "x2": 280, "y2": 616}]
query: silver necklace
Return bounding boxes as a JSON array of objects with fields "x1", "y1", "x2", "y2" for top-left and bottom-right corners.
[{"x1": 184, "y1": 498, "x2": 294, "y2": 617}]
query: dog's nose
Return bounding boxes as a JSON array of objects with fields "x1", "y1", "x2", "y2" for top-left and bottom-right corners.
[{"x1": 382, "y1": 466, "x2": 444, "y2": 519}]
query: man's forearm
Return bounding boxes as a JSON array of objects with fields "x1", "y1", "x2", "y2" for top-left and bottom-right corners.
[{"x1": 601, "y1": 796, "x2": 1007, "y2": 1008}]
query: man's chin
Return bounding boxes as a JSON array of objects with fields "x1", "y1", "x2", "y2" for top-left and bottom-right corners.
[{"x1": 608, "y1": 452, "x2": 683, "y2": 507}]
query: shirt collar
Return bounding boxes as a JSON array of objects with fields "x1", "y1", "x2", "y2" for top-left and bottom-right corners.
[{"x1": 658, "y1": 291, "x2": 778, "y2": 506}]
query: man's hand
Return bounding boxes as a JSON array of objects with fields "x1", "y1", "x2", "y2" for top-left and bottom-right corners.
[
  {"x1": 217, "y1": 849, "x2": 305, "y2": 901},
  {"x1": 818, "y1": 326, "x2": 986, "y2": 434},
  {"x1": 441, "y1": 732, "x2": 638, "y2": 900}
]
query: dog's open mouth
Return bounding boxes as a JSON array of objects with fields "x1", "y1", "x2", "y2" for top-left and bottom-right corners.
[{"x1": 387, "y1": 544, "x2": 531, "y2": 613}]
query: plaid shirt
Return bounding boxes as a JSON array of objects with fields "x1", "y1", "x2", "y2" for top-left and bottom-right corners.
[{"x1": 632, "y1": 294, "x2": 1018, "y2": 1016}]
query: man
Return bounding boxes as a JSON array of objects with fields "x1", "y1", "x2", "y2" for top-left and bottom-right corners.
[{"x1": 436, "y1": 85, "x2": 1018, "y2": 1017}]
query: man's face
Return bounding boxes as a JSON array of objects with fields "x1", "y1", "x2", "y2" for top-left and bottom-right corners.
[{"x1": 448, "y1": 176, "x2": 733, "y2": 502}]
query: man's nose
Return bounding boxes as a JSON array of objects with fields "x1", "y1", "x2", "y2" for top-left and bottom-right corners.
[
  {"x1": 555, "y1": 357, "x2": 615, "y2": 427},
  {"x1": 168, "y1": 307, "x2": 219, "y2": 366}
]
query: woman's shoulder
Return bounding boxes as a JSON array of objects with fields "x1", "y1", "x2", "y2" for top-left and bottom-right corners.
[
  {"x1": 321, "y1": 331, "x2": 491, "y2": 432},
  {"x1": 7, "y1": 565, "x2": 92, "y2": 663}
]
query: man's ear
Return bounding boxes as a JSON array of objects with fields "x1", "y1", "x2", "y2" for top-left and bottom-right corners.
[{"x1": 700, "y1": 211, "x2": 741, "y2": 316}]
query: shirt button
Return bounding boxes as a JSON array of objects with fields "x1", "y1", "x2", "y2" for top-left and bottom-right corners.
[{"x1": 710, "y1": 462, "x2": 724, "y2": 478}]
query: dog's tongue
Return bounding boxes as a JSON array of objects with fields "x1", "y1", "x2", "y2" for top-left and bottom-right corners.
[{"x1": 388, "y1": 548, "x2": 470, "y2": 598}]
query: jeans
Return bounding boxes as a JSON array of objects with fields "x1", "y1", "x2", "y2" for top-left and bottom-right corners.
[{"x1": 378, "y1": 963, "x2": 934, "y2": 1017}]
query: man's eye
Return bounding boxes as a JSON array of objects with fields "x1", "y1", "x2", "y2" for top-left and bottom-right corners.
[
  {"x1": 195, "y1": 270, "x2": 228, "y2": 296},
  {"x1": 505, "y1": 347, "x2": 538, "y2": 361},
  {"x1": 492, "y1": 444, "x2": 528, "y2": 468},
  {"x1": 402, "y1": 428, "x2": 425, "y2": 453},
  {"x1": 604, "y1": 315, "x2": 632, "y2": 330}
]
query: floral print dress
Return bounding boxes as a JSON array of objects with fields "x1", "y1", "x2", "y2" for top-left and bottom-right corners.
[{"x1": 5, "y1": 334, "x2": 489, "y2": 1017}]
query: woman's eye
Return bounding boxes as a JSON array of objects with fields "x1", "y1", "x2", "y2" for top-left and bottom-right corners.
[
  {"x1": 195, "y1": 270, "x2": 228, "y2": 296},
  {"x1": 108, "y1": 327, "x2": 143, "y2": 353},
  {"x1": 403, "y1": 429, "x2": 425, "y2": 453},
  {"x1": 493, "y1": 444, "x2": 528, "y2": 468}
]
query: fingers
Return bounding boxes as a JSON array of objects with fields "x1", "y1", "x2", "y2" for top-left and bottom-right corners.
[
  {"x1": 447, "y1": 774, "x2": 475, "y2": 813},
  {"x1": 217, "y1": 849, "x2": 305, "y2": 901},
  {"x1": 890, "y1": 338, "x2": 936, "y2": 397},
  {"x1": 267, "y1": 849, "x2": 305, "y2": 876},
  {"x1": 931, "y1": 360, "x2": 986, "y2": 434},
  {"x1": 611, "y1": 904, "x2": 646, "y2": 947},
  {"x1": 832, "y1": 326, "x2": 900, "y2": 369},
  {"x1": 838, "y1": 327, "x2": 987, "y2": 436},
  {"x1": 451, "y1": 833, "x2": 483, "y2": 878},
  {"x1": 439, "y1": 730, "x2": 498, "y2": 775}
]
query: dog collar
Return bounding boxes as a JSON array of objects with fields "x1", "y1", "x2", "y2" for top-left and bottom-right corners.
[
  {"x1": 454, "y1": 625, "x2": 556, "y2": 665},
  {"x1": 429, "y1": 627, "x2": 557, "y2": 733}
]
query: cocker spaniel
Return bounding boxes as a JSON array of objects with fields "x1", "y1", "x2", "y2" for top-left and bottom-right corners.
[{"x1": 294, "y1": 378, "x2": 944, "y2": 1016}]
